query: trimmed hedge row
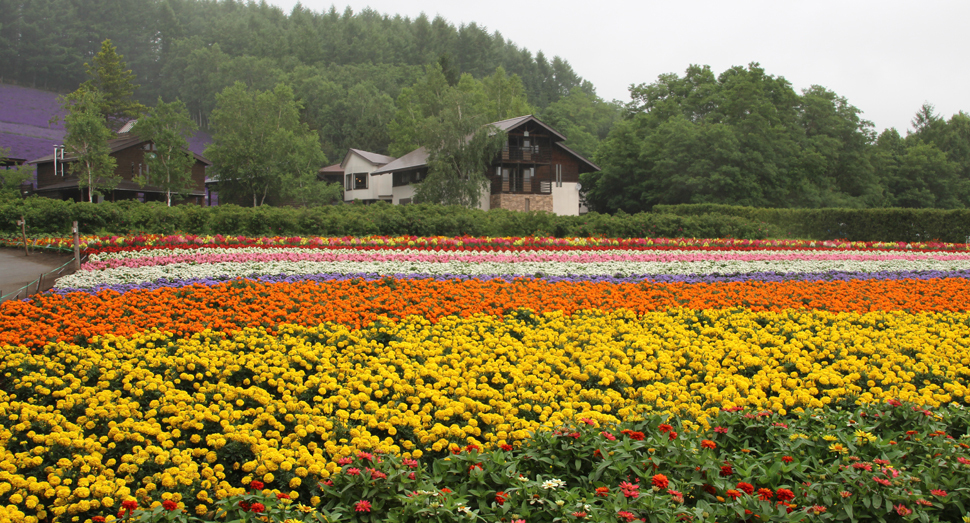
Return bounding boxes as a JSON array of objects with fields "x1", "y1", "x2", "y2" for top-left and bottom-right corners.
[
  {"x1": 0, "y1": 197, "x2": 774, "y2": 239},
  {"x1": 653, "y1": 204, "x2": 970, "y2": 243}
]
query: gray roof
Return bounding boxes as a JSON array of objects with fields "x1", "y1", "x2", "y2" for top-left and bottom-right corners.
[
  {"x1": 371, "y1": 147, "x2": 429, "y2": 175},
  {"x1": 33, "y1": 177, "x2": 204, "y2": 196},
  {"x1": 488, "y1": 114, "x2": 567, "y2": 141},
  {"x1": 343, "y1": 148, "x2": 396, "y2": 168}
]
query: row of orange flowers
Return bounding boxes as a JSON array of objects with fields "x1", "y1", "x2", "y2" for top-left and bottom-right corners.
[{"x1": 3, "y1": 276, "x2": 969, "y2": 350}]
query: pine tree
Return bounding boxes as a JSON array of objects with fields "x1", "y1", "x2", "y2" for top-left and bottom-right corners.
[{"x1": 82, "y1": 39, "x2": 147, "y2": 130}]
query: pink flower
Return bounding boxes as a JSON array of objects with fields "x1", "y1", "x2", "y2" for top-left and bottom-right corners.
[
  {"x1": 355, "y1": 500, "x2": 372, "y2": 512},
  {"x1": 369, "y1": 468, "x2": 387, "y2": 480},
  {"x1": 601, "y1": 431, "x2": 616, "y2": 441},
  {"x1": 873, "y1": 477, "x2": 892, "y2": 486},
  {"x1": 895, "y1": 504, "x2": 912, "y2": 516},
  {"x1": 714, "y1": 426, "x2": 729, "y2": 434},
  {"x1": 345, "y1": 467, "x2": 361, "y2": 476},
  {"x1": 931, "y1": 489, "x2": 947, "y2": 497},
  {"x1": 357, "y1": 451, "x2": 374, "y2": 462},
  {"x1": 619, "y1": 481, "x2": 640, "y2": 499},
  {"x1": 337, "y1": 457, "x2": 353, "y2": 465},
  {"x1": 403, "y1": 458, "x2": 419, "y2": 469}
]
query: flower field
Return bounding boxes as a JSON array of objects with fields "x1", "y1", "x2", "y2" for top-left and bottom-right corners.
[{"x1": 2, "y1": 234, "x2": 970, "y2": 522}]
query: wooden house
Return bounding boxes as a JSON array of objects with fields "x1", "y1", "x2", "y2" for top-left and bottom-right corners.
[
  {"x1": 367, "y1": 115, "x2": 599, "y2": 215},
  {"x1": 29, "y1": 134, "x2": 211, "y2": 205}
]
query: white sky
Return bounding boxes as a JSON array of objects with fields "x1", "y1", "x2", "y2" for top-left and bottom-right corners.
[{"x1": 267, "y1": 0, "x2": 969, "y2": 134}]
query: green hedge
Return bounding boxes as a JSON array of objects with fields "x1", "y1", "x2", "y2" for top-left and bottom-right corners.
[
  {"x1": 0, "y1": 197, "x2": 773, "y2": 240},
  {"x1": 653, "y1": 203, "x2": 970, "y2": 243}
]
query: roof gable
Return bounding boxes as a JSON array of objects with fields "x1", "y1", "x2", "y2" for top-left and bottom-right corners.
[{"x1": 341, "y1": 148, "x2": 396, "y2": 169}]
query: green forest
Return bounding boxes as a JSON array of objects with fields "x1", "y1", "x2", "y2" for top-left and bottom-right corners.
[{"x1": 2, "y1": 0, "x2": 967, "y2": 212}]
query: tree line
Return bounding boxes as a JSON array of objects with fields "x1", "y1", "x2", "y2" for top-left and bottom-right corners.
[
  {"x1": 0, "y1": 0, "x2": 609, "y2": 161},
  {"x1": 582, "y1": 64, "x2": 970, "y2": 213}
]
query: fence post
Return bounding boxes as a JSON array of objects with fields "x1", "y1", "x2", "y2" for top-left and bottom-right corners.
[
  {"x1": 20, "y1": 215, "x2": 28, "y2": 256},
  {"x1": 73, "y1": 221, "x2": 81, "y2": 271}
]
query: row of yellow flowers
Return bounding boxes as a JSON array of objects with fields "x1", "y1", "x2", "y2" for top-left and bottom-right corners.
[{"x1": 2, "y1": 308, "x2": 970, "y2": 521}]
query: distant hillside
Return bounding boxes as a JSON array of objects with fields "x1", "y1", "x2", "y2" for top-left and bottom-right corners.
[
  {"x1": 0, "y1": 83, "x2": 210, "y2": 167},
  {"x1": 0, "y1": 0, "x2": 597, "y2": 159},
  {"x1": 0, "y1": 84, "x2": 65, "y2": 163}
]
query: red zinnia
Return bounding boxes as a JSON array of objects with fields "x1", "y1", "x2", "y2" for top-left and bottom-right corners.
[
  {"x1": 496, "y1": 491, "x2": 508, "y2": 505},
  {"x1": 776, "y1": 488, "x2": 795, "y2": 502},
  {"x1": 627, "y1": 431, "x2": 645, "y2": 441},
  {"x1": 668, "y1": 431, "x2": 678, "y2": 441},
  {"x1": 720, "y1": 465, "x2": 733, "y2": 477},
  {"x1": 121, "y1": 500, "x2": 138, "y2": 511},
  {"x1": 617, "y1": 510, "x2": 637, "y2": 522},
  {"x1": 277, "y1": 493, "x2": 290, "y2": 500},
  {"x1": 250, "y1": 503, "x2": 265, "y2": 514},
  {"x1": 895, "y1": 504, "x2": 912, "y2": 516},
  {"x1": 500, "y1": 444, "x2": 514, "y2": 451},
  {"x1": 725, "y1": 489, "x2": 741, "y2": 501},
  {"x1": 658, "y1": 424, "x2": 673, "y2": 433},
  {"x1": 757, "y1": 488, "x2": 773, "y2": 501},
  {"x1": 701, "y1": 439, "x2": 716, "y2": 449},
  {"x1": 931, "y1": 489, "x2": 947, "y2": 497},
  {"x1": 238, "y1": 501, "x2": 251, "y2": 512},
  {"x1": 736, "y1": 482, "x2": 754, "y2": 495},
  {"x1": 93, "y1": 518, "x2": 106, "y2": 523},
  {"x1": 355, "y1": 500, "x2": 372, "y2": 512},
  {"x1": 249, "y1": 480, "x2": 264, "y2": 490},
  {"x1": 162, "y1": 500, "x2": 178, "y2": 511},
  {"x1": 595, "y1": 486, "x2": 610, "y2": 497},
  {"x1": 652, "y1": 474, "x2": 669, "y2": 490},
  {"x1": 781, "y1": 455, "x2": 794, "y2": 463},
  {"x1": 441, "y1": 488, "x2": 452, "y2": 494}
]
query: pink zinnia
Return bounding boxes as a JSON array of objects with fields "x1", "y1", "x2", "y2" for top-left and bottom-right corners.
[
  {"x1": 355, "y1": 500, "x2": 372, "y2": 512},
  {"x1": 346, "y1": 467, "x2": 361, "y2": 476},
  {"x1": 931, "y1": 489, "x2": 947, "y2": 497}
]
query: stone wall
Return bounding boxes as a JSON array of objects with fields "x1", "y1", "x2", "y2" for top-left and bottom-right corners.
[{"x1": 490, "y1": 193, "x2": 553, "y2": 213}]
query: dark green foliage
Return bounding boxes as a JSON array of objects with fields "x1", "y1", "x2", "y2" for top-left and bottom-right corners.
[
  {"x1": 653, "y1": 203, "x2": 970, "y2": 243},
  {"x1": 1, "y1": 198, "x2": 776, "y2": 240}
]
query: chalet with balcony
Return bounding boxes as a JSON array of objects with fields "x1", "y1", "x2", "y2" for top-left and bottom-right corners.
[{"x1": 368, "y1": 115, "x2": 599, "y2": 215}]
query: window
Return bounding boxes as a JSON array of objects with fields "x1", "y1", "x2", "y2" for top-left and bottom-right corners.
[
  {"x1": 345, "y1": 173, "x2": 352, "y2": 191},
  {"x1": 354, "y1": 173, "x2": 368, "y2": 190},
  {"x1": 555, "y1": 164, "x2": 563, "y2": 187}
]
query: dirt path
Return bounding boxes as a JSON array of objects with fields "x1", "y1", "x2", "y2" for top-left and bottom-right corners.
[{"x1": 0, "y1": 247, "x2": 76, "y2": 298}]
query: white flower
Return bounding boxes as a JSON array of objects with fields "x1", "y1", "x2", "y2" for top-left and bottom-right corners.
[{"x1": 541, "y1": 478, "x2": 566, "y2": 490}]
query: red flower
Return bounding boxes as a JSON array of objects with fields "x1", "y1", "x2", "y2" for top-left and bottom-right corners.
[
  {"x1": 337, "y1": 457, "x2": 353, "y2": 465},
  {"x1": 808, "y1": 505, "x2": 827, "y2": 515},
  {"x1": 370, "y1": 468, "x2": 387, "y2": 480},
  {"x1": 357, "y1": 451, "x2": 374, "y2": 461},
  {"x1": 874, "y1": 477, "x2": 892, "y2": 486},
  {"x1": 121, "y1": 500, "x2": 139, "y2": 511},
  {"x1": 500, "y1": 444, "x2": 514, "y2": 451},
  {"x1": 776, "y1": 488, "x2": 795, "y2": 502},
  {"x1": 714, "y1": 426, "x2": 729, "y2": 434},
  {"x1": 249, "y1": 480, "x2": 264, "y2": 490},
  {"x1": 781, "y1": 456, "x2": 794, "y2": 463},
  {"x1": 652, "y1": 474, "x2": 669, "y2": 490},
  {"x1": 573, "y1": 511, "x2": 588, "y2": 517},
  {"x1": 702, "y1": 484, "x2": 716, "y2": 495},
  {"x1": 601, "y1": 431, "x2": 616, "y2": 441},
  {"x1": 496, "y1": 491, "x2": 508, "y2": 505},
  {"x1": 93, "y1": 518, "x2": 106, "y2": 523},
  {"x1": 277, "y1": 493, "x2": 290, "y2": 500},
  {"x1": 355, "y1": 500, "x2": 372, "y2": 512},
  {"x1": 441, "y1": 488, "x2": 452, "y2": 494},
  {"x1": 931, "y1": 489, "x2": 947, "y2": 497},
  {"x1": 595, "y1": 486, "x2": 610, "y2": 497},
  {"x1": 757, "y1": 488, "x2": 773, "y2": 501},
  {"x1": 658, "y1": 424, "x2": 673, "y2": 433},
  {"x1": 238, "y1": 501, "x2": 251, "y2": 512},
  {"x1": 162, "y1": 500, "x2": 178, "y2": 511},
  {"x1": 720, "y1": 465, "x2": 733, "y2": 477},
  {"x1": 403, "y1": 458, "x2": 419, "y2": 469},
  {"x1": 736, "y1": 482, "x2": 754, "y2": 495},
  {"x1": 468, "y1": 463, "x2": 484, "y2": 473},
  {"x1": 725, "y1": 489, "x2": 741, "y2": 501},
  {"x1": 465, "y1": 444, "x2": 481, "y2": 453},
  {"x1": 668, "y1": 431, "x2": 678, "y2": 441},
  {"x1": 617, "y1": 510, "x2": 637, "y2": 522},
  {"x1": 701, "y1": 439, "x2": 716, "y2": 449},
  {"x1": 626, "y1": 431, "x2": 645, "y2": 441},
  {"x1": 895, "y1": 504, "x2": 912, "y2": 516},
  {"x1": 251, "y1": 503, "x2": 265, "y2": 513},
  {"x1": 619, "y1": 481, "x2": 640, "y2": 499}
]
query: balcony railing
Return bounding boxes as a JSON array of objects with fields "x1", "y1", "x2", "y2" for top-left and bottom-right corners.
[{"x1": 500, "y1": 146, "x2": 551, "y2": 163}]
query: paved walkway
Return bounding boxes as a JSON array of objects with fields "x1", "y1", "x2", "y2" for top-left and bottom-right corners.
[{"x1": 0, "y1": 247, "x2": 76, "y2": 298}]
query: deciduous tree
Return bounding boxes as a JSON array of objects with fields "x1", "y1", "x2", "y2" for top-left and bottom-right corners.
[
  {"x1": 57, "y1": 88, "x2": 118, "y2": 203},
  {"x1": 132, "y1": 98, "x2": 198, "y2": 206}
]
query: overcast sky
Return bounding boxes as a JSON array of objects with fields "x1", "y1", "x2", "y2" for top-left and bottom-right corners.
[{"x1": 266, "y1": 0, "x2": 967, "y2": 135}]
